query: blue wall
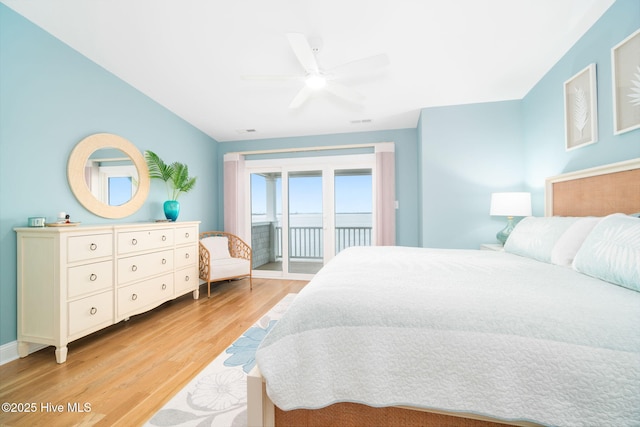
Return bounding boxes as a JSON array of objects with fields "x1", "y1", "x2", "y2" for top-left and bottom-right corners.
[
  {"x1": 419, "y1": 100, "x2": 525, "y2": 248},
  {"x1": 0, "y1": 5, "x2": 218, "y2": 346},
  {"x1": 215, "y1": 129, "x2": 420, "y2": 248},
  {"x1": 522, "y1": 0, "x2": 640, "y2": 214}
]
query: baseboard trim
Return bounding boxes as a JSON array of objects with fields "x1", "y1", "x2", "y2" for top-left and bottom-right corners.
[{"x1": 0, "y1": 341, "x2": 47, "y2": 366}]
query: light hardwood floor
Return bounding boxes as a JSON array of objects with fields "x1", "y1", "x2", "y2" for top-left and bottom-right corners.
[{"x1": 0, "y1": 278, "x2": 307, "y2": 427}]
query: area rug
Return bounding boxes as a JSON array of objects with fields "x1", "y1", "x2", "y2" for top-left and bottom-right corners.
[{"x1": 144, "y1": 293, "x2": 297, "y2": 427}]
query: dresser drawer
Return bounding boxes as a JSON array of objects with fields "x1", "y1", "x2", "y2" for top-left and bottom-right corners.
[
  {"x1": 117, "y1": 228, "x2": 174, "y2": 255},
  {"x1": 68, "y1": 233, "x2": 113, "y2": 263},
  {"x1": 68, "y1": 291, "x2": 113, "y2": 338},
  {"x1": 68, "y1": 260, "x2": 113, "y2": 299},
  {"x1": 117, "y1": 249, "x2": 174, "y2": 285},
  {"x1": 175, "y1": 245, "x2": 197, "y2": 269},
  {"x1": 117, "y1": 273, "x2": 174, "y2": 318},
  {"x1": 175, "y1": 265, "x2": 199, "y2": 295},
  {"x1": 175, "y1": 225, "x2": 198, "y2": 246}
]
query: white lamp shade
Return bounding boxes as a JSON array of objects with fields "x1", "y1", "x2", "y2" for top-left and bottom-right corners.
[{"x1": 490, "y1": 192, "x2": 532, "y2": 217}]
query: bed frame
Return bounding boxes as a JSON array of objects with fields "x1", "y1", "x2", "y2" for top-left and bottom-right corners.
[
  {"x1": 248, "y1": 157, "x2": 640, "y2": 427},
  {"x1": 545, "y1": 158, "x2": 640, "y2": 216}
]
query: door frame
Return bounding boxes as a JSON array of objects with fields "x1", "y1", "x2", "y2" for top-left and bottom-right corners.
[{"x1": 245, "y1": 153, "x2": 377, "y2": 280}]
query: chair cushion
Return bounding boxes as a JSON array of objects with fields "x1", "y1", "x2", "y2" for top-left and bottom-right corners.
[
  {"x1": 201, "y1": 236, "x2": 231, "y2": 260},
  {"x1": 207, "y1": 257, "x2": 250, "y2": 281}
]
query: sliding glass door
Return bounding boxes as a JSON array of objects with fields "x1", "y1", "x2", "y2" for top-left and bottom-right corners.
[
  {"x1": 247, "y1": 154, "x2": 375, "y2": 279},
  {"x1": 335, "y1": 169, "x2": 373, "y2": 254},
  {"x1": 250, "y1": 172, "x2": 282, "y2": 273},
  {"x1": 288, "y1": 171, "x2": 324, "y2": 274}
]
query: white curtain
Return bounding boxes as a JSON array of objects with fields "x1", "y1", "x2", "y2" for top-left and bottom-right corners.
[
  {"x1": 223, "y1": 153, "x2": 245, "y2": 237},
  {"x1": 375, "y1": 143, "x2": 396, "y2": 246}
]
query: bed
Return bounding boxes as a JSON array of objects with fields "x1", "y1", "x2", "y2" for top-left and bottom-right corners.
[{"x1": 248, "y1": 158, "x2": 640, "y2": 427}]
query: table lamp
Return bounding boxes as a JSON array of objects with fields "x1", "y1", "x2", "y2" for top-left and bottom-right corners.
[{"x1": 490, "y1": 192, "x2": 532, "y2": 244}]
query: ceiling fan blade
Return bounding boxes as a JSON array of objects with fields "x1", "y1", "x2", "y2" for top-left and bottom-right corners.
[
  {"x1": 289, "y1": 86, "x2": 313, "y2": 109},
  {"x1": 286, "y1": 33, "x2": 319, "y2": 74},
  {"x1": 324, "y1": 81, "x2": 365, "y2": 105},
  {"x1": 328, "y1": 53, "x2": 390, "y2": 77}
]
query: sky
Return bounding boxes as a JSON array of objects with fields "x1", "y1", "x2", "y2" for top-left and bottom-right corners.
[
  {"x1": 251, "y1": 172, "x2": 372, "y2": 215},
  {"x1": 109, "y1": 177, "x2": 133, "y2": 206}
]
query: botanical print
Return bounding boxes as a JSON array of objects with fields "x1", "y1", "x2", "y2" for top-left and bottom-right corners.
[
  {"x1": 629, "y1": 65, "x2": 640, "y2": 107},
  {"x1": 572, "y1": 86, "x2": 589, "y2": 137},
  {"x1": 612, "y1": 28, "x2": 640, "y2": 134},
  {"x1": 144, "y1": 294, "x2": 296, "y2": 427},
  {"x1": 564, "y1": 64, "x2": 597, "y2": 150},
  {"x1": 224, "y1": 320, "x2": 278, "y2": 373},
  {"x1": 190, "y1": 370, "x2": 246, "y2": 412},
  {"x1": 146, "y1": 346, "x2": 250, "y2": 426}
]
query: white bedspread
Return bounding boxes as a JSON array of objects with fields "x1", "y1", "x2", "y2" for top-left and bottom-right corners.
[{"x1": 255, "y1": 246, "x2": 640, "y2": 426}]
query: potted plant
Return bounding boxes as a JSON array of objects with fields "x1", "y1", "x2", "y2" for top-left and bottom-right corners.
[{"x1": 144, "y1": 150, "x2": 197, "y2": 221}]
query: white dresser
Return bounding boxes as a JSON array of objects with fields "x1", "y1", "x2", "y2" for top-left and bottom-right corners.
[{"x1": 15, "y1": 221, "x2": 200, "y2": 363}]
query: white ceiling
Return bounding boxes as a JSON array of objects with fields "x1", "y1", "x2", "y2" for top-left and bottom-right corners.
[{"x1": 2, "y1": 0, "x2": 615, "y2": 142}]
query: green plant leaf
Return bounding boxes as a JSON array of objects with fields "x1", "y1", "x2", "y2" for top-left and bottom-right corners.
[
  {"x1": 145, "y1": 150, "x2": 196, "y2": 200},
  {"x1": 145, "y1": 150, "x2": 174, "y2": 182},
  {"x1": 170, "y1": 162, "x2": 197, "y2": 200}
]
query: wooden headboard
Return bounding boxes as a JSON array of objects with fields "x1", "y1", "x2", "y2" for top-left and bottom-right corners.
[{"x1": 545, "y1": 158, "x2": 640, "y2": 216}]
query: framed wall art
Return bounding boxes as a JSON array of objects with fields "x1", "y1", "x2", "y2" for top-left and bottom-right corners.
[
  {"x1": 564, "y1": 63, "x2": 598, "y2": 151},
  {"x1": 612, "y1": 28, "x2": 640, "y2": 135}
]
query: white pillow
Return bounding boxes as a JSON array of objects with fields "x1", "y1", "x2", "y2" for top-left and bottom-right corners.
[
  {"x1": 550, "y1": 217, "x2": 602, "y2": 267},
  {"x1": 504, "y1": 216, "x2": 580, "y2": 263},
  {"x1": 573, "y1": 214, "x2": 640, "y2": 292},
  {"x1": 201, "y1": 236, "x2": 231, "y2": 260}
]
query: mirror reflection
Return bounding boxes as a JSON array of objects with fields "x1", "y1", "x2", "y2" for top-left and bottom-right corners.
[
  {"x1": 84, "y1": 148, "x2": 139, "y2": 207},
  {"x1": 68, "y1": 133, "x2": 150, "y2": 219}
]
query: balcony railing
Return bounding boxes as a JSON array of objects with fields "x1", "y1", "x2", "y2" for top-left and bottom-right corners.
[
  {"x1": 272, "y1": 226, "x2": 372, "y2": 259},
  {"x1": 287, "y1": 226, "x2": 323, "y2": 259},
  {"x1": 336, "y1": 227, "x2": 372, "y2": 253}
]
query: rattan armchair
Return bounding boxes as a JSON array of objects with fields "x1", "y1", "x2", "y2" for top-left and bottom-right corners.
[{"x1": 199, "y1": 231, "x2": 252, "y2": 298}]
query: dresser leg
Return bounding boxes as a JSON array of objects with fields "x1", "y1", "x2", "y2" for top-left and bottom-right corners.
[
  {"x1": 17, "y1": 341, "x2": 29, "y2": 358},
  {"x1": 192, "y1": 289, "x2": 199, "y2": 299},
  {"x1": 55, "y1": 346, "x2": 68, "y2": 364}
]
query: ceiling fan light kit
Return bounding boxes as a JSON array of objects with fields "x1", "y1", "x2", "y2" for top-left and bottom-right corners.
[
  {"x1": 305, "y1": 74, "x2": 327, "y2": 90},
  {"x1": 243, "y1": 32, "x2": 389, "y2": 109}
]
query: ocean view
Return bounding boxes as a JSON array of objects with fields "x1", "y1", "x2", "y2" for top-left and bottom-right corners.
[
  {"x1": 252, "y1": 212, "x2": 372, "y2": 258},
  {"x1": 252, "y1": 212, "x2": 372, "y2": 227},
  {"x1": 251, "y1": 172, "x2": 373, "y2": 258}
]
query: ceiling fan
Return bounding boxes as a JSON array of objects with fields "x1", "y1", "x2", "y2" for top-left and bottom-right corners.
[{"x1": 243, "y1": 33, "x2": 390, "y2": 109}]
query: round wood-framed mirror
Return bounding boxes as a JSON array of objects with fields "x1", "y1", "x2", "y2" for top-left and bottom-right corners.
[{"x1": 67, "y1": 133, "x2": 150, "y2": 218}]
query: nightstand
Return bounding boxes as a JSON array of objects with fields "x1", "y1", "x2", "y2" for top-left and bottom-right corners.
[{"x1": 480, "y1": 243, "x2": 504, "y2": 251}]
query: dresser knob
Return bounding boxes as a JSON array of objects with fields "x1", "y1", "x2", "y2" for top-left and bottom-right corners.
[
  {"x1": 90, "y1": 273, "x2": 97, "y2": 282},
  {"x1": 161, "y1": 258, "x2": 167, "y2": 265},
  {"x1": 185, "y1": 275, "x2": 190, "y2": 282},
  {"x1": 90, "y1": 307, "x2": 97, "y2": 315},
  {"x1": 185, "y1": 253, "x2": 190, "y2": 259},
  {"x1": 131, "y1": 265, "x2": 137, "y2": 272},
  {"x1": 132, "y1": 238, "x2": 137, "y2": 245},
  {"x1": 131, "y1": 294, "x2": 138, "y2": 301},
  {"x1": 185, "y1": 232, "x2": 189, "y2": 238},
  {"x1": 89, "y1": 243, "x2": 97, "y2": 251},
  {"x1": 162, "y1": 283, "x2": 167, "y2": 290},
  {"x1": 162, "y1": 235, "x2": 167, "y2": 241}
]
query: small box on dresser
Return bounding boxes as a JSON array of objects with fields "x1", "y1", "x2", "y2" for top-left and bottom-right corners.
[{"x1": 15, "y1": 221, "x2": 200, "y2": 363}]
